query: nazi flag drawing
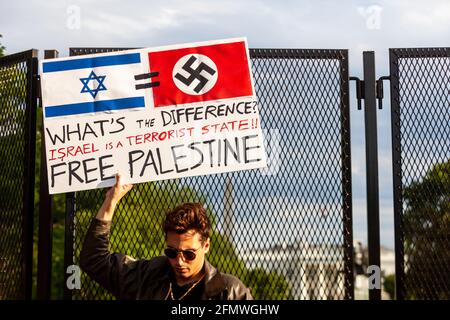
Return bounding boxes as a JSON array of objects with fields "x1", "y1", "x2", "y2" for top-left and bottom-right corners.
[{"x1": 149, "y1": 39, "x2": 254, "y2": 107}]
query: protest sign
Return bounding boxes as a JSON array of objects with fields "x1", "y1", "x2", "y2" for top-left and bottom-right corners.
[{"x1": 40, "y1": 38, "x2": 267, "y2": 194}]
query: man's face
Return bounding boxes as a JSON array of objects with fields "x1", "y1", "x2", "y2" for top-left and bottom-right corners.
[{"x1": 166, "y1": 230, "x2": 209, "y2": 282}]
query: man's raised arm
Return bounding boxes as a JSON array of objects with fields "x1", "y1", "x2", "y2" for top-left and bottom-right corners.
[
  {"x1": 96, "y1": 173, "x2": 133, "y2": 221},
  {"x1": 79, "y1": 174, "x2": 135, "y2": 298}
]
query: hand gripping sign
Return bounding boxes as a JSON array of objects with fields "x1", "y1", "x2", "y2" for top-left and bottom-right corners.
[{"x1": 40, "y1": 38, "x2": 267, "y2": 194}]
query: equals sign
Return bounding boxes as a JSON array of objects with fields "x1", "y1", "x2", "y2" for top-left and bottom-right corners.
[{"x1": 134, "y1": 72, "x2": 159, "y2": 90}]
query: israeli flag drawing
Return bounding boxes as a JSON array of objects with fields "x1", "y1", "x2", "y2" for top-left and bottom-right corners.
[{"x1": 40, "y1": 50, "x2": 152, "y2": 118}]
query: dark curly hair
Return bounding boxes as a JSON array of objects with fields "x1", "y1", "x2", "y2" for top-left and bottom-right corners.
[{"x1": 163, "y1": 203, "x2": 211, "y2": 242}]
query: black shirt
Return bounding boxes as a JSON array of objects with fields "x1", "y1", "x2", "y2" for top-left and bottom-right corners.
[
  {"x1": 170, "y1": 277, "x2": 205, "y2": 300},
  {"x1": 168, "y1": 268, "x2": 206, "y2": 300}
]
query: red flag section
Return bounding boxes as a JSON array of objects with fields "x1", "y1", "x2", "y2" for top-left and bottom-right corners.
[{"x1": 148, "y1": 40, "x2": 254, "y2": 108}]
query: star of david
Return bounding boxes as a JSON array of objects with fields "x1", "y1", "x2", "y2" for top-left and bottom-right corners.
[{"x1": 80, "y1": 71, "x2": 107, "y2": 98}]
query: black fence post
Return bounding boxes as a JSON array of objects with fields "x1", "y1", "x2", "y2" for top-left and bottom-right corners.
[
  {"x1": 388, "y1": 49, "x2": 404, "y2": 300},
  {"x1": 22, "y1": 49, "x2": 39, "y2": 300},
  {"x1": 36, "y1": 50, "x2": 58, "y2": 300},
  {"x1": 64, "y1": 192, "x2": 76, "y2": 300},
  {"x1": 362, "y1": 51, "x2": 381, "y2": 300},
  {"x1": 340, "y1": 50, "x2": 354, "y2": 300}
]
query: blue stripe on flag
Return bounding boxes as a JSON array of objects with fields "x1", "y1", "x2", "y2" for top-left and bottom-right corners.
[
  {"x1": 43, "y1": 53, "x2": 141, "y2": 73},
  {"x1": 45, "y1": 97, "x2": 145, "y2": 117}
]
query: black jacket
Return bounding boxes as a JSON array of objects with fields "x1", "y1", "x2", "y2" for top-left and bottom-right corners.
[{"x1": 80, "y1": 218, "x2": 253, "y2": 300}]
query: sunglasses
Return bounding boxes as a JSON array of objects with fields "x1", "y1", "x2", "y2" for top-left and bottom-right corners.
[{"x1": 164, "y1": 247, "x2": 201, "y2": 261}]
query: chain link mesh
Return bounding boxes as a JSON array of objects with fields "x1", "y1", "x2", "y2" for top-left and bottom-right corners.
[
  {"x1": 0, "y1": 51, "x2": 36, "y2": 299},
  {"x1": 391, "y1": 48, "x2": 450, "y2": 299},
  {"x1": 68, "y1": 47, "x2": 353, "y2": 300}
]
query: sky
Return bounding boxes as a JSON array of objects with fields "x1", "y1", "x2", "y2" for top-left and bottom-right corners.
[{"x1": 1, "y1": 0, "x2": 449, "y2": 250}]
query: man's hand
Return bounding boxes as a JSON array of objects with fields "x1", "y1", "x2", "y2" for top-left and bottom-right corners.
[{"x1": 96, "y1": 173, "x2": 133, "y2": 221}]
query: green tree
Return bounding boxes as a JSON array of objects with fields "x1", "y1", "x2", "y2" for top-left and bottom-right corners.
[
  {"x1": 383, "y1": 274, "x2": 395, "y2": 300},
  {"x1": 245, "y1": 268, "x2": 293, "y2": 300},
  {"x1": 0, "y1": 34, "x2": 5, "y2": 57},
  {"x1": 0, "y1": 36, "x2": 33, "y2": 299},
  {"x1": 403, "y1": 160, "x2": 450, "y2": 299}
]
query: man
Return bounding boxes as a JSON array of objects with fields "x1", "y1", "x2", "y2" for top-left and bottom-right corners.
[{"x1": 80, "y1": 173, "x2": 253, "y2": 300}]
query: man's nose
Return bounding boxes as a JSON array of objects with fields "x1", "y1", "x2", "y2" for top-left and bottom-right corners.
[{"x1": 175, "y1": 253, "x2": 185, "y2": 264}]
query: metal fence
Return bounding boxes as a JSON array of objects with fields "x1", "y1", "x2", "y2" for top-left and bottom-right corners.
[
  {"x1": 0, "y1": 49, "x2": 38, "y2": 299},
  {"x1": 65, "y1": 48, "x2": 354, "y2": 300},
  {"x1": 1, "y1": 45, "x2": 449, "y2": 300},
  {"x1": 390, "y1": 48, "x2": 450, "y2": 300}
]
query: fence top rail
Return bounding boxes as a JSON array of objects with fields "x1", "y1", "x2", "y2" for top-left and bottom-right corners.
[
  {"x1": 250, "y1": 48, "x2": 347, "y2": 59},
  {"x1": 390, "y1": 47, "x2": 450, "y2": 58},
  {"x1": 69, "y1": 47, "x2": 138, "y2": 56},
  {"x1": 68, "y1": 47, "x2": 348, "y2": 60},
  {"x1": 0, "y1": 49, "x2": 38, "y2": 65}
]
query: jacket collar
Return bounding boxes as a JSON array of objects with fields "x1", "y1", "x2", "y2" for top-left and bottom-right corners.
[
  {"x1": 161, "y1": 258, "x2": 226, "y2": 299},
  {"x1": 203, "y1": 260, "x2": 226, "y2": 298}
]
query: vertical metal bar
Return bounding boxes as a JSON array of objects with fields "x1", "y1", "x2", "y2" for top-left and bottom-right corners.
[
  {"x1": 22, "y1": 49, "x2": 39, "y2": 299},
  {"x1": 63, "y1": 48, "x2": 80, "y2": 301},
  {"x1": 36, "y1": 50, "x2": 58, "y2": 300},
  {"x1": 339, "y1": 50, "x2": 354, "y2": 300},
  {"x1": 64, "y1": 192, "x2": 76, "y2": 300},
  {"x1": 389, "y1": 49, "x2": 404, "y2": 300},
  {"x1": 363, "y1": 51, "x2": 381, "y2": 300}
]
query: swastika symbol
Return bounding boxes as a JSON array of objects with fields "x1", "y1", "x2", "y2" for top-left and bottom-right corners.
[{"x1": 172, "y1": 54, "x2": 218, "y2": 95}]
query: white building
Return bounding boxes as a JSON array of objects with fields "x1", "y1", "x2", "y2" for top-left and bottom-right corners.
[
  {"x1": 240, "y1": 242, "x2": 347, "y2": 299},
  {"x1": 240, "y1": 240, "x2": 396, "y2": 300}
]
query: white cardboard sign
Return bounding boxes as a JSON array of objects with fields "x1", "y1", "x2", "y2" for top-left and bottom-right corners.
[{"x1": 40, "y1": 38, "x2": 266, "y2": 194}]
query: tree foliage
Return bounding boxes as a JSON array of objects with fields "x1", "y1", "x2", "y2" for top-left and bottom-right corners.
[
  {"x1": 403, "y1": 160, "x2": 450, "y2": 299},
  {"x1": 245, "y1": 268, "x2": 293, "y2": 300},
  {"x1": 0, "y1": 37, "x2": 31, "y2": 299},
  {"x1": 383, "y1": 274, "x2": 395, "y2": 300},
  {"x1": 0, "y1": 34, "x2": 5, "y2": 57}
]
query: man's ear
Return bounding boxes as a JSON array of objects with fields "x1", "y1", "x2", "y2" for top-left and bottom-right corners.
[{"x1": 203, "y1": 238, "x2": 210, "y2": 254}]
